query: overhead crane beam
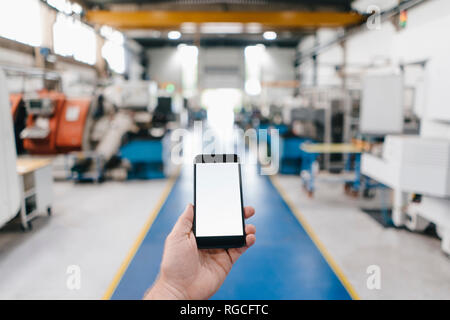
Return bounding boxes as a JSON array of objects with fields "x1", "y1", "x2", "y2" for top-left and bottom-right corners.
[{"x1": 85, "y1": 10, "x2": 366, "y2": 30}]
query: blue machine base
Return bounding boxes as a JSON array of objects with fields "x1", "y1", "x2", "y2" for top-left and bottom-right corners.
[
  {"x1": 119, "y1": 139, "x2": 165, "y2": 180},
  {"x1": 279, "y1": 159, "x2": 302, "y2": 175},
  {"x1": 279, "y1": 136, "x2": 314, "y2": 175}
]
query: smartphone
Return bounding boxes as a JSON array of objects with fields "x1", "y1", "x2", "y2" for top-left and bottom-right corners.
[{"x1": 193, "y1": 154, "x2": 246, "y2": 249}]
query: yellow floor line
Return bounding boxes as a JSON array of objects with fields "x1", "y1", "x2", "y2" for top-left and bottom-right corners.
[
  {"x1": 269, "y1": 175, "x2": 360, "y2": 300},
  {"x1": 102, "y1": 169, "x2": 180, "y2": 300}
]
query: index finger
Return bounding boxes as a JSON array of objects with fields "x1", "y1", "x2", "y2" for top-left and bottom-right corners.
[{"x1": 244, "y1": 206, "x2": 255, "y2": 219}]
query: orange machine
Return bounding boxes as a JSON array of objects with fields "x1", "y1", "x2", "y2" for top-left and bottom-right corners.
[
  {"x1": 19, "y1": 91, "x2": 92, "y2": 154},
  {"x1": 55, "y1": 98, "x2": 91, "y2": 153}
]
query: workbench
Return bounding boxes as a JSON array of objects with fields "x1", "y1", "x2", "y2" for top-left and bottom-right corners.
[
  {"x1": 299, "y1": 143, "x2": 363, "y2": 196},
  {"x1": 16, "y1": 158, "x2": 53, "y2": 230}
]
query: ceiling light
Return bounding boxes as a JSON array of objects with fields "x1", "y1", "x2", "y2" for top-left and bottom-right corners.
[
  {"x1": 168, "y1": 31, "x2": 181, "y2": 40},
  {"x1": 200, "y1": 23, "x2": 243, "y2": 34},
  {"x1": 125, "y1": 29, "x2": 161, "y2": 39},
  {"x1": 181, "y1": 23, "x2": 197, "y2": 34},
  {"x1": 263, "y1": 31, "x2": 277, "y2": 40},
  {"x1": 246, "y1": 23, "x2": 262, "y2": 34}
]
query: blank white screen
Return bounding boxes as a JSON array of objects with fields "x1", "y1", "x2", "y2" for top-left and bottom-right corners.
[{"x1": 195, "y1": 162, "x2": 243, "y2": 237}]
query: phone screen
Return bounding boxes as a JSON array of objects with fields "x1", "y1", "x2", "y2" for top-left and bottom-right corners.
[{"x1": 195, "y1": 162, "x2": 244, "y2": 237}]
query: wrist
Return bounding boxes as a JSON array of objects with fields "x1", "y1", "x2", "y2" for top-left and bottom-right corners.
[{"x1": 144, "y1": 277, "x2": 188, "y2": 300}]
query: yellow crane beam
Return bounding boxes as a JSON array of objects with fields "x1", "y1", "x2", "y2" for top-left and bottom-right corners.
[{"x1": 85, "y1": 10, "x2": 365, "y2": 30}]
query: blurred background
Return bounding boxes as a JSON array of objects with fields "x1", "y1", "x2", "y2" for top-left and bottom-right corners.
[{"x1": 0, "y1": 0, "x2": 449, "y2": 300}]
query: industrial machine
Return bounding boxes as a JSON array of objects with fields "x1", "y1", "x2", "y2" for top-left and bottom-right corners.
[
  {"x1": 117, "y1": 93, "x2": 176, "y2": 180},
  {"x1": 294, "y1": 87, "x2": 355, "y2": 172},
  {"x1": 362, "y1": 136, "x2": 450, "y2": 219},
  {"x1": 69, "y1": 107, "x2": 136, "y2": 182},
  {"x1": 279, "y1": 133, "x2": 313, "y2": 175},
  {"x1": 2, "y1": 70, "x2": 54, "y2": 231},
  {"x1": 119, "y1": 133, "x2": 166, "y2": 179},
  {"x1": 0, "y1": 69, "x2": 21, "y2": 229},
  {"x1": 255, "y1": 88, "x2": 351, "y2": 176},
  {"x1": 13, "y1": 91, "x2": 92, "y2": 155},
  {"x1": 70, "y1": 81, "x2": 172, "y2": 181},
  {"x1": 8, "y1": 79, "x2": 172, "y2": 182},
  {"x1": 115, "y1": 83, "x2": 171, "y2": 180},
  {"x1": 361, "y1": 59, "x2": 450, "y2": 255},
  {"x1": 276, "y1": 106, "x2": 320, "y2": 175},
  {"x1": 359, "y1": 74, "x2": 404, "y2": 136}
]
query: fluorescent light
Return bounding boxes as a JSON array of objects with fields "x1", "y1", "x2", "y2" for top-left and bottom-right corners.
[
  {"x1": 263, "y1": 31, "x2": 277, "y2": 40},
  {"x1": 47, "y1": 0, "x2": 72, "y2": 14},
  {"x1": 246, "y1": 23, "x2": 262, "y2": 34},
  {"x1": 125, "y1": 29, "x2": 161, "y2": 39},
  {"x1": 181, "y1": 23, "x2": 197, "y2": 34},
  {"x1": 168, "y1": 30, "x2": 181, "y2": 40},
  {"x1": 200, "y1": 23, "x2": 243, "y2": 34}
]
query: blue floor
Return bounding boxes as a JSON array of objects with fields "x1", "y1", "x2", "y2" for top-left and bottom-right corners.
[{"x1": 112, "y1": 165, "x2": 352, "y2": 300}]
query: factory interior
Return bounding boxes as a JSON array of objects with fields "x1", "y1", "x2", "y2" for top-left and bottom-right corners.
[{"x1": 0, "y1": 0, "x2": 449, "y2": 301}]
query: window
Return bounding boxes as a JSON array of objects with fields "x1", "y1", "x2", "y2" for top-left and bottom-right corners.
[
  {"x1": 101, "y1": 26, "x2": 126, "y2": 74},
  {"x1": 53, "y1": 14, "x2": 72, "y2": 57},
  {"x1": 46, "y1": 0, "x2": 83, "y2": 15},
  {"x1": 46, "y1": 0, "x2": 73, "y2": 14},
  {"x1": 53, "y1": 13, "x2": 96, "y2": 65},
  {"x1": 0, "y1": 0, "x2": 42, "y2": 46}
]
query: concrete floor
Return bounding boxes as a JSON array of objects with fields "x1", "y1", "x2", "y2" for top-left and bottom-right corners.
[
  {"x1": 0, "y1": 173, "x2": 449, "y2": 299},
  {"x1": 275, "y1": 174, "x2": 450, "y2": 300},
  {"x1": 0, "y1": 179, "x2": 169, "y2": 299}
]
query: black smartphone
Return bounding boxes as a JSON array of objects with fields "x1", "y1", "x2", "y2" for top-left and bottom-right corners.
[{"x1": 193, "y1": 154, "x2": 246, "y2": 249}]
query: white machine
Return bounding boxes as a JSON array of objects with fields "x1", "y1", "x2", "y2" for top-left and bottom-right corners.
[
  {"x1": 103, "y1": 80, "x2": 158, "y2": 111},
  {"x1": 363, "y1": 136, "x2": 450, "y2": 197},
  {"x1": 361, "y1": 59, "x2": 450, "y2": 255},
  {"x1": 0, "y1": 69, "x2": 21, "y2": 228},
  {"x1": 362, "y1": 136, "x2": 450, "y2": 220},
  {"x1": 360, "y1": 74, "x2": 404, "y2": 135}
]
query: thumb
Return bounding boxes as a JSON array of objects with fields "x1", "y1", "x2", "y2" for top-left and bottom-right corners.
[{"x1": 172, "y1": 203, "x2": 194, "y2": 236}]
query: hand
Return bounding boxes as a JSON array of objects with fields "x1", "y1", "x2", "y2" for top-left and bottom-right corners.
[{"x1": 144, "y1": 204, "x2": 256, "y2": 300}]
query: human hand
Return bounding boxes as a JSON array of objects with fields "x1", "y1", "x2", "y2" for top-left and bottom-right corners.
[{"x1": 144, "y1": 204, "x2": 256, "y2": 300}]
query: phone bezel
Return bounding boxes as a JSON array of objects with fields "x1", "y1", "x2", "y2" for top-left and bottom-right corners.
[{"x1": 193, "y1": 154, "x2": 246, "y2": 249}]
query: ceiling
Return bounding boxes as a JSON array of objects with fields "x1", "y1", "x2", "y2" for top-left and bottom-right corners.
[{"x1": 77, "y1": 0, "x2": 360, "y2": 48}]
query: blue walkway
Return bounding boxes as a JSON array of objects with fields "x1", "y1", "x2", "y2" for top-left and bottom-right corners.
[{"x1": 111, "y1": 165, "x2": 353, "y2": 300}]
